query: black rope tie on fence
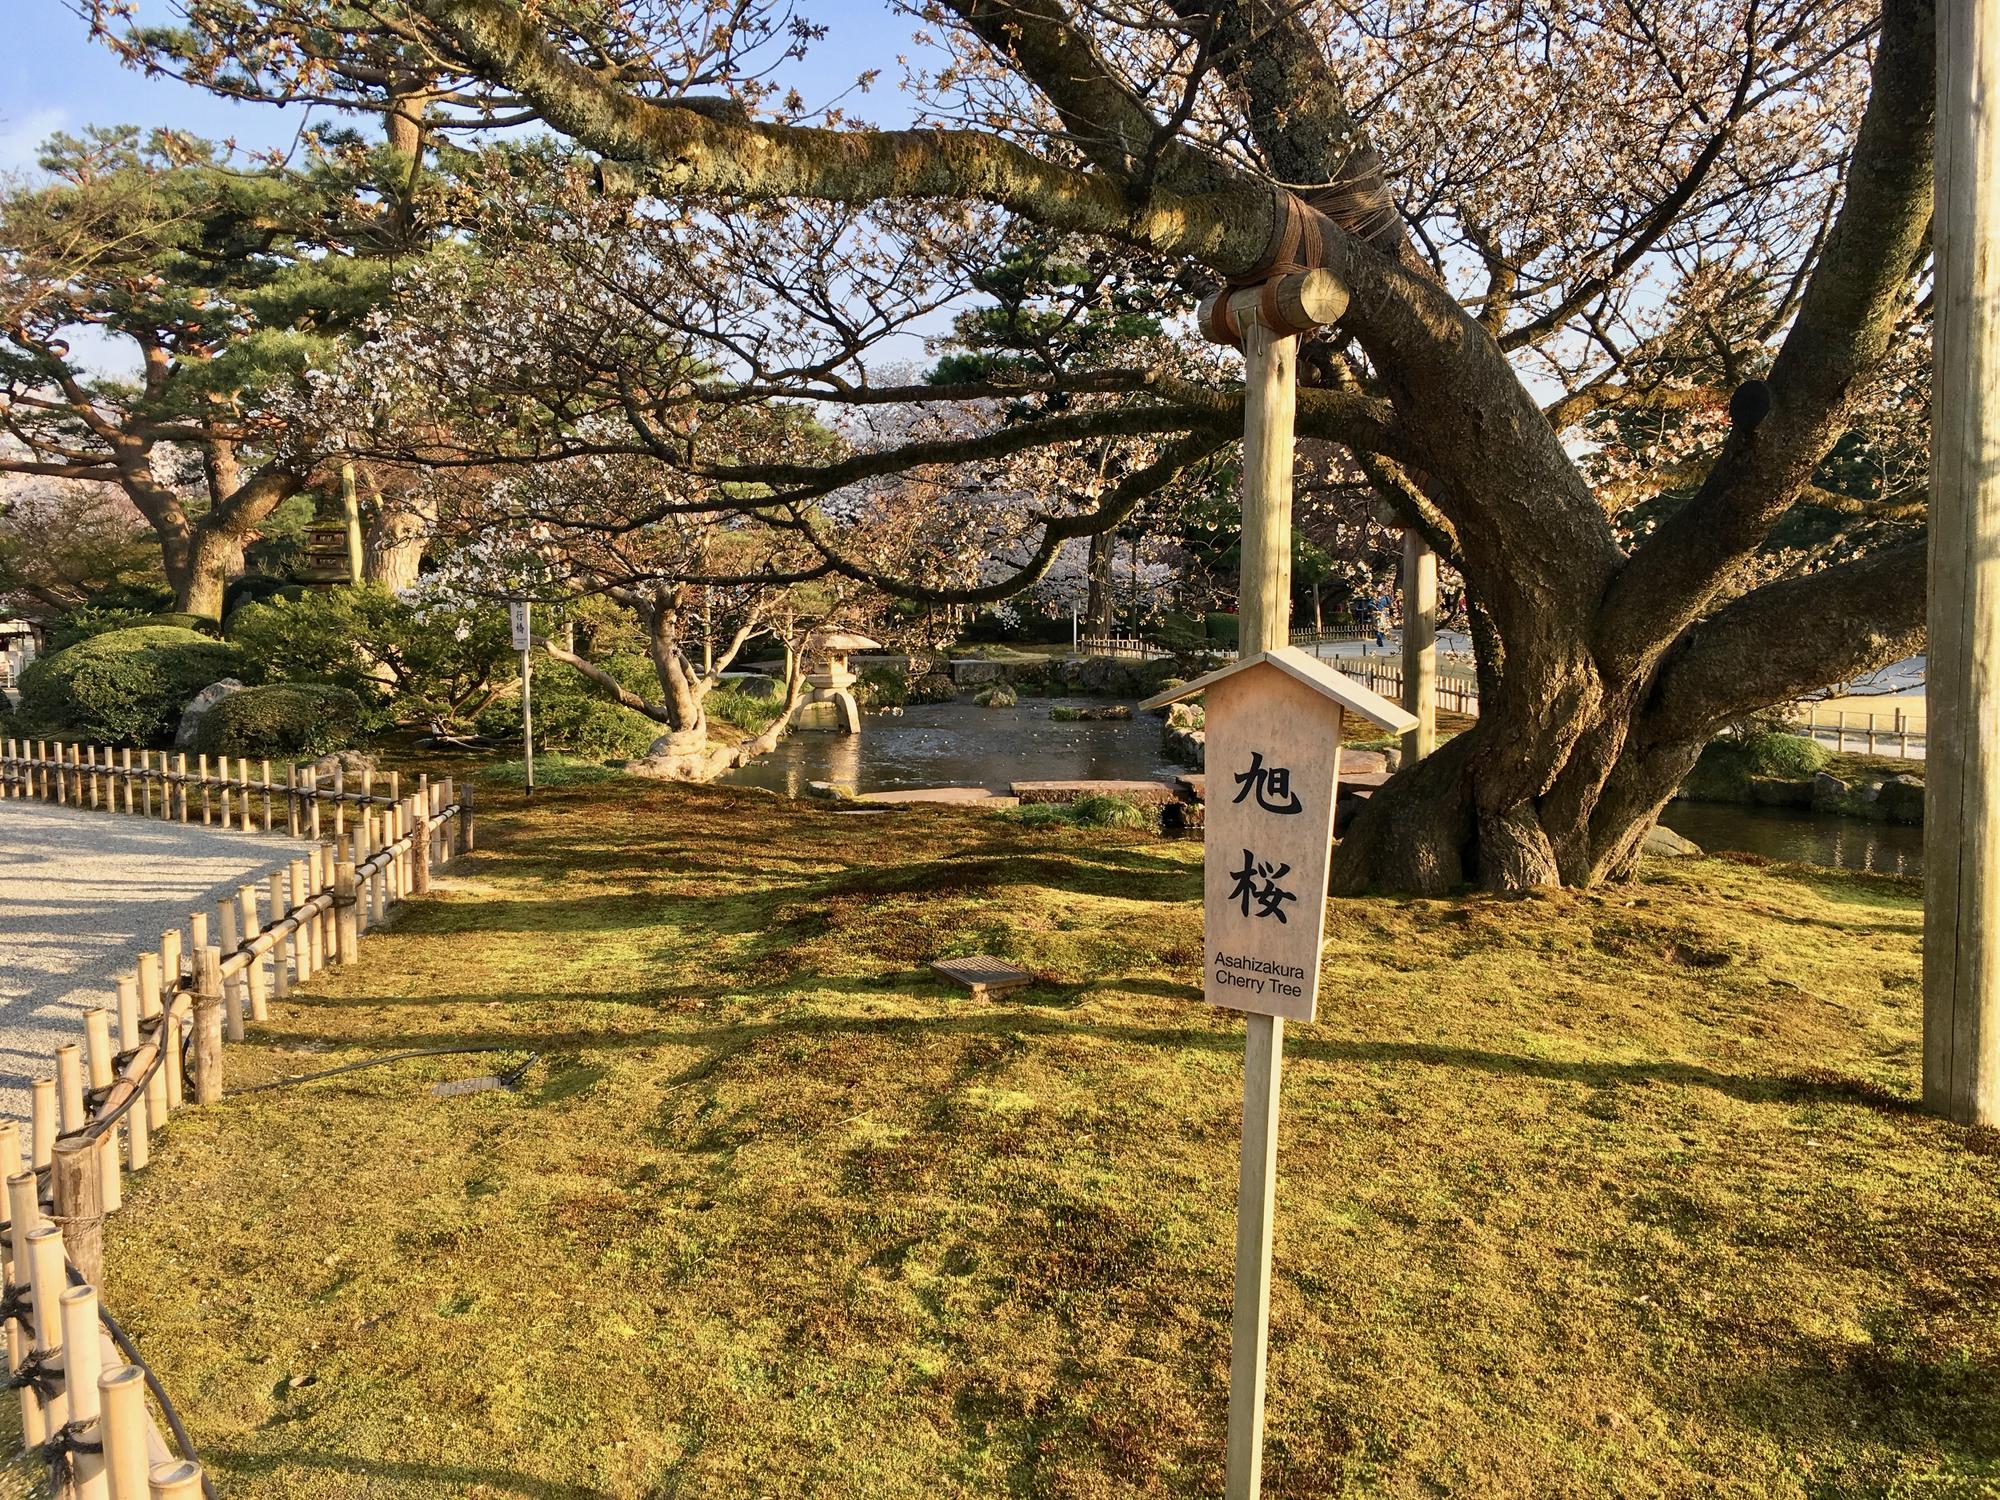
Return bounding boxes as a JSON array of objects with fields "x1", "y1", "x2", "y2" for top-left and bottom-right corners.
[
  {"x1": 33, "y1": 1420, "x2": 104, "y2": 1463},
  {"x1": 0, "y1": 1282, "x2": 33, "y2": 1329},
  {"x1": 8, "y1": 1347, "x2": 61, "y2": 1399}
]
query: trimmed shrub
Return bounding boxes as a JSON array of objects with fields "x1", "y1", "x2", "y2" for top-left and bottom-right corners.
[
  {"x1": 17, "y1": 626, "x2": 243, "y2": 746},
  {"x1": 47, "y1": 610, "x2": 219, "y2": 653},
  {"x1": 192, "y1": 683, "x2": 364, "y2": 759},
  {"x1": 478, "y1": 686, "x2": 661, "y2": 761},
  {"x1": 907, "y1": 671, "x2": 958, "y2": 705},
  {"x1": 855, "y1": 666, "x2": 909, "y2": 710},
  {"x1": 1204, "y1": 612, "x2": 1240, "y2": 648},
  {"x1": 1743, "y1": 731, "x2": 1831, "y2": 779}
]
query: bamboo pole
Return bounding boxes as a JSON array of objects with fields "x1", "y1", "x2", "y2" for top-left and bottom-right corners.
[
  {"x1": 240, "y1": 884, "x2": 268, "y2": 1024},
  {"x1": 192, "y1": 948, "x2": 225, "y2": 1106},
  {"x1": 216, "y1": 897, "x2": 245, "y2": 1045},
  {"x1": 261, "y1": 758, "x2": 273, "y2": 831},
  {"x1": 100, "y1": 1365, "x2": 149, "y2": 1500},
  {"x1": 286, "y1": 765, "x2": 300, "y2": 838},
  {"x1": 197, "y1": 754, "x2": 212, "y2": 825},
  {"x1": 460, "y1": 782, "x2": 476, "y2": 853},
  {"x1": 25, "y1": 1225, "x2": 66, "y2": 1436},
  {"x1": 334, "y1": 861, "x2": 360, "y2": 965},
  {"x1": 173, "y1": 755, "x2": 188, "y2": 823},
  {"x1": 289, "y1": 861, "x2": 313, "y2": 979},
  {"x1": 5, "y1": 1171, "x2": 42, "y2": 1452},
  {"x1": 83, "y1": 1008, "x2": 122, "y2": 1213},
  {"x1": 269, "y1": 872, "x2": 291, "y2": 1001},
  {"x1": 414, "y1": 780, "x2": 433, "y2": 896},
  {"x1": 332, "y1": 763, "x2": 346, "y2": 839},
  {"x1": 117, "y1": 976, "x2": 151, "y2": 1172},
  {"x1": 57, "y1": 1043, "x2": 85, "y2": 1138},
  {"x1": 31, "y1": 1080, "x2": 56, "y2": 1177},
  {"x1": 148, "y1": 1462, "x2": 204, "y2": 1498},
  {"x1": 1928, "y1": 0, "x2": 2000, "y2": 1125},
  {"x1": 62, "y1": 1285, "x2": 107, "y2": 1500}
]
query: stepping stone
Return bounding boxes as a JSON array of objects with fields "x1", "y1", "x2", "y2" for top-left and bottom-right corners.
[
  {"x1": 930, "y1": 955, "x2": 1036, "y2": 1001},
  {"x1": 859, "y1": 787, "x2": 1005, "y2": 804}
]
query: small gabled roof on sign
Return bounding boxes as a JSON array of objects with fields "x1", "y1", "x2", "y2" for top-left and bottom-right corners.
[{"x1": 1139, "y1": 646, "x2": 1420, "y2": 734}]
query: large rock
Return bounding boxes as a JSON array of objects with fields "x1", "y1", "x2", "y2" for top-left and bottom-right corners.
[
  {"x1": 1811, "y1": 770, "x2": 1850, "y2": 812},
  {"x1": 174, "y1": 678, "x2": 244, "y2": 748},
  {"x1": 1877, "y1": 773, "x2": 1925, "y2": 825},
  {"x1": 308, "y1": 748, "x2": 379, "y2": 779},
  {"x1": 1643, "y1": 824, "x2": 1703, "y2": 859}
]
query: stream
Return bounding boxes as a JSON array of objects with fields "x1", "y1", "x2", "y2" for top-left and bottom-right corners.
[{"x1": 724, "y1": 699, "x2": 1922, "y2": 878}]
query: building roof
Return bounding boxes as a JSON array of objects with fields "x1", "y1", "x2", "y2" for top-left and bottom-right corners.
[{"x1": 1138, "y1": 645, "x2": 1420, "y2": 733}]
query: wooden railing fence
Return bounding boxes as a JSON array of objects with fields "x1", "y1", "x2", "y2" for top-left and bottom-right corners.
[
  {"x1": 1335, "y1": 658, "x2": 1481, "y2": 717},
  {"x1": 0, "y1": 737, "x2": 474, "y2": 1497}
]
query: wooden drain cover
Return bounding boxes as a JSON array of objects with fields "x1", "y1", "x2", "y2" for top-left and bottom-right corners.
[{"x1": 930, "y1": 955, "x2": 1035, "y2": 1000}]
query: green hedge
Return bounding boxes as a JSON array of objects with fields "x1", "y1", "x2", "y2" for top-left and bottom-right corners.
[
  {"x1": 476, "y1": 661, "x2": 662, "y2": 761},
  {"x1": 16, "y1": 627, "x2": 243, "y2": 746},
  {"x1": 191, "y1": 684, "x2": 364, "y2": 759}
]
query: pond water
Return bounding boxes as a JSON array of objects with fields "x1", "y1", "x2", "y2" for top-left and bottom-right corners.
[
  {"x1": 722, "y1": 697, "x2": 1183, "y2": 798},
  {"x1": 1658, "y1": 800, "x2": 1923, "y2": 879},
  {"x1": 726, "y1": 698, "x2": 1923, "y2": 877}
]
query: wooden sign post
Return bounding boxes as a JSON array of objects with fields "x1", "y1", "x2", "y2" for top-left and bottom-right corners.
[{"x1": 1162, "y1": 268, "x2": 1417, "y2": 1500}]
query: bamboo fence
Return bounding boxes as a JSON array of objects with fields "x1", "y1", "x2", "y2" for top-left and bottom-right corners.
[{"x1": 0, "y1": 738, "x2": 475, "y2": 1497}]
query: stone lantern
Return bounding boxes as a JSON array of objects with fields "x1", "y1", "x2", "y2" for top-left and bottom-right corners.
[{"x1": 798, "y1": 629, "x2": 882, "y2": 733}]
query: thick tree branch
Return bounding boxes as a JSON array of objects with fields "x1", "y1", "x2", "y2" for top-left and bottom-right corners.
[{"x1": 1600, "y1": 0, "x2": 1935, "y2": 678}]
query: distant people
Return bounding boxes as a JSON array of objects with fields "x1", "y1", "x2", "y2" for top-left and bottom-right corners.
[{"x1": 1372, "y1": 590, "x2": 1393, "y2": 647}]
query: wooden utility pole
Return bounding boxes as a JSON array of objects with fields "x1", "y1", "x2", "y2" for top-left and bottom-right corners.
[
  {"x1": 1198, "y1": 268, "x2": 1347, "y2": 1500},
  {"x1": 1400, "y1": 532, "x2": 1437, "y2": 761},
  {"x1": 1927, "y1": 0, "x2": 2000, "y2": 1125}
]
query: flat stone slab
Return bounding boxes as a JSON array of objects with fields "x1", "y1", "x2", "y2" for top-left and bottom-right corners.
[
  {"x1": 930, "y1": 955, "x2": 1036, "y2": 1000},
  {"x1": 1010, "y1": 779, "x2": 1182, "y2": 807},
  {"x1": 859, "y1": 787, "x2": 1005, "y2": 805}
]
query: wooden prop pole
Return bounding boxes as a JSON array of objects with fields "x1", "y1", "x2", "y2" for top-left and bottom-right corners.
[
  {"x1": 53, "y1": 1138, "x2": 105, "y2": 1290},
  {"x1": 1927, "y1": 0, "x2": 2000, "y2": 1125},
  {"x1": 1400, "y1": 530, "x2": 1438, "y2": 761},
  {"x1": 1225, "y1": 298, "x2": 1296, "y2": 1500}
]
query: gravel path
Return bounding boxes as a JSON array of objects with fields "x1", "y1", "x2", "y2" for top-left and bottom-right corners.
[{"x1": 0, "y1": 802, "x2": 312, "y2": 1124}]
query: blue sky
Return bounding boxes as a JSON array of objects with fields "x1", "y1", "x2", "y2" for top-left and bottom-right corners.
[{"x1": 4, "y1": 2, "x2": 928, "y2": 175}]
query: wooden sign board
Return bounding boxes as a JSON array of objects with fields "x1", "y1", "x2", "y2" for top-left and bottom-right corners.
[
  {"x1": 1202, "y1": 669, "x2": 1341, "y2": 1020},
  {"x1": 509, "y1": 601, "x2": 532, "y2": 651},
  {"x1": 1144, "y1": 648, "x2": 1417, "y2": 1024}
]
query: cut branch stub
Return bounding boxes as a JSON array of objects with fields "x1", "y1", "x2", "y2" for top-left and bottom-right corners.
[{"x1": 1198, "y1": 270, "x2": 1350, "y2": 346}]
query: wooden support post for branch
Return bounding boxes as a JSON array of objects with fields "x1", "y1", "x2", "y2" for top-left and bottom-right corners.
[
  {"x1": 53, "y1": 1137, "x2": 105, "y2": 1296},
  {"x1": 61, "y1": 1285, "x2": 106, "y2": 1500},
  {"x1": 4, "y1": 1172, "x2": 42, "y2": 1451},
  {"x1": 1927, "y1": 0, "x2": 2000, "y2": 1126},
  {"x1": 116, "y1": 976, "x2": 150, "y2": 1173},
  {"x1": 99, "y1": 1365, "x2": 149, "y2": 1500},
  {"x1": 83, "y1": 1008, "x2": 121, "y2": 1213},
  {"x1": 1400, "y1": 530, "x2": 1438, "y2": 762},
  {"x1": 334, "y1": 861, "x2": 360, "y2": 965},
  {"x1": 192, "y1": 948, "x2": 224, "y2": 1106}
]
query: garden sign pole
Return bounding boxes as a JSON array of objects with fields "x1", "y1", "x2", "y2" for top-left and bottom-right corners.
[
  {"x1": 1927, "y1": 0, "x2": 2000, "y2": 1125},
  {"x1": 1197, "y1": 268, "x2": 1349, "y2": 1499}
]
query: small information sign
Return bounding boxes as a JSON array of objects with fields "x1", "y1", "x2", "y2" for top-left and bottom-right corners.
[
  {"x1": 1143, "y1": 648, "x2": 1417, "y2": 1023},
  {"x1": 509, "y1": 601, "x2": 532, "y2": 652}
]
